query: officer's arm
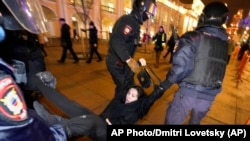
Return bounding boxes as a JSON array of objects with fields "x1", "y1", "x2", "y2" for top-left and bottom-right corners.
[
  {"x1": 165, "y1": 32, "x2": 197, "y2": 84},
  {"x1": 110, "y1": 19, "x2": 136, "y2": 62}
]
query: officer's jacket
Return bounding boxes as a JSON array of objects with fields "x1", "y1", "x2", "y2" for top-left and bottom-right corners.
[
  {"x1": 0, "y1": 109, "x2": 66, "y2": 141},
  {"x1": 107, "y1": 14, "x2": 141, "y2": 63},
  {"x1": 165, "y1": 25, "x2": 228, "y2": 97}
]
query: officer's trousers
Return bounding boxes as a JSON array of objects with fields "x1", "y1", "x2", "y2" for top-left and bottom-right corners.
[{"x1": 165, "y1": 87, "x2": 213, "y2": 124}]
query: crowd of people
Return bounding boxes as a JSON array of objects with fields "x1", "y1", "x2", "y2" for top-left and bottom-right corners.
[{"x1": 1, "y1": 0, "x2": 248, "y2": 141}]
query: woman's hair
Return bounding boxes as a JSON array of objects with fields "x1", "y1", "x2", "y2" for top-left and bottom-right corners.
[{"x1": 130, "y1": 85, "x2": 146, "y2": 99}]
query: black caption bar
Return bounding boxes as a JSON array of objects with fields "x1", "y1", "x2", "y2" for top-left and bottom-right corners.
[{"x1": 107, "y1": 125, "x2": 250, "y2": 140}]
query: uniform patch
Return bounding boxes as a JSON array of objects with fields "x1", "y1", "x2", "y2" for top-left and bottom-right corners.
[
  {"x1": 123, "y1": 25, "x2": 132, "y2": 35},
  {"x1": 0, "y1": 76, "x2": 27, "y2": 122},
  {"x1": 173, "y1": 41, "x2": 179, "y2": 53}
]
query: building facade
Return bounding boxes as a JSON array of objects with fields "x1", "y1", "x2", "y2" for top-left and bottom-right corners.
[{"x1": 40, "y1": 0, "x2": 204, "y2": 40}]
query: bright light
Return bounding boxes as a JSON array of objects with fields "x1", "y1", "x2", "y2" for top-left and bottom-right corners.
[
  {"x1": 72, "y1": 17, "x2": 76, "y2": 21},
  {"x1": 109, "y1": 26, "x2": 112, "y2": 33}
]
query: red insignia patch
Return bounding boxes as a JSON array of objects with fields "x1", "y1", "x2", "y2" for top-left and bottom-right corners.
[
  {"x1": 123, "y1": 25, "x2": 132, "y2": 35},
  {"x1": 0, "y1": 76, "x2": 27, "y2": 122}
]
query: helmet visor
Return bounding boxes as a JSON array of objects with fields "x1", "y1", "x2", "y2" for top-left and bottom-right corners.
[
  {"x1": 3, "y1": 0, "x2": 47, "y2": 34},
  {"x1": 148, "y1": 3, "x2": 156, "y2": 17},
  {"x1": 143, "y1": 0, "x2": 156, "y2": 17}
]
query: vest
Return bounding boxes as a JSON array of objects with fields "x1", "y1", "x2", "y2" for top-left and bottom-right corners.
[{"x1": 182, "y1": 32, "x2": 228, "y2": 87}]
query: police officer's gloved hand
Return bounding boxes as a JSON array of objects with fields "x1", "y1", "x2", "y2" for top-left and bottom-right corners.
[
  {"x1": 153, "y1": 84, "x2": 166, "y2": 99},
  {"x1": 159, "y1": 80, "x2": 173, "y2": 91},
  {"x1": 126, "y1": 58, "x2": 141, "y2": 73}
]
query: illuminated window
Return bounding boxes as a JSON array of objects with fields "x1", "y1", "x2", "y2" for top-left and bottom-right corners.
[
  {"x1": 162, "y1": 14, "x2": 168, "y2": 25},
  {"x1": 124, "y1": 0, "x2": 132, "y2": 14},
  {"x1": 101, "y1": 0, "x2": 115, "y2": 13}
]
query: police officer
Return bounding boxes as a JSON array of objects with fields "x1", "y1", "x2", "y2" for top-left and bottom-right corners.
[
  {"x1": 106, "y1": 0, "x2": 157, "y2": 99},
  {"x1": 160, "y1": 1, "x2": 230, "y2": 124},
  {"x1": 0, "y1": 1, "x2": 107, "y2": 141},
  {"x1": 0, "y1": 1, "x2": 68, "y2": 140}
]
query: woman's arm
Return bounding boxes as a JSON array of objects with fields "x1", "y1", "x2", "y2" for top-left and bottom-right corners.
[{"x1": 138, "y1": 86, "x2": 166, "y2": 118}]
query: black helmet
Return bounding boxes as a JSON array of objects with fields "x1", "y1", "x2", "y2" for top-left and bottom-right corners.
[
  {"x1": 0, "y1": 0, "x2": 47, "y2": 38},
  {"x1": 131, "y1": 0, "x2": 157, "y2": 24},
  {"x1": 89, "y1": 21, "x2": 95, "y2": 26},
  {"x1": 0, "y1": 0, "x2": 47, "y2": 127},
  {"x1": 198, "y1": 1, "x2": 229, "y2": 26}
]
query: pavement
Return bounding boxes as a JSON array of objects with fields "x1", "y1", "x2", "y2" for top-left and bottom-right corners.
[{"x1": 39, "y1": 38, "x2": 250, "y2": 140}]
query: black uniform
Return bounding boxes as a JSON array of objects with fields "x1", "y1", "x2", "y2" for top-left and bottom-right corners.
[
  {"x1": 106, "y1": 14, "x2": 141, "y2": 98},
  {"x1": 58, "y1": 22, "x2": 79, "y2": 63},
  {"x1": 84, "y1": 23, "x2": 102, "y2": 63},
  {"x1": 163, "y1": 34, "x2": 180, "y2": 63},
  {"x1": 163, "y1": 26, "x2": 229, "y2": 125}
]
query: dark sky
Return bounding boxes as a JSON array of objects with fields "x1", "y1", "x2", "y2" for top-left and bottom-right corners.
[{"x1": 201, "y1": 0, "x2": 250, "y2": 20}]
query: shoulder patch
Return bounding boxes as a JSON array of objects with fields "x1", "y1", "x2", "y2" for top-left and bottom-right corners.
[
  {"x1": 123, "y1": 25, "x2": 132, "y2": 35},
  {"x1": 189, "y1": 31, "x2": 201, "y2": 41},
  {"x1": 173, "y1": 41, "x2": 179, "y2": 53},
  {"x1": 0, "y1": 76, "x2": 27, "y2": 122}
]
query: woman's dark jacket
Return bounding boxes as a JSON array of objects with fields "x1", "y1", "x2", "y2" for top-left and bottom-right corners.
[{"x1": 99, "y1": 86, "x2": 164, "y2": 124}]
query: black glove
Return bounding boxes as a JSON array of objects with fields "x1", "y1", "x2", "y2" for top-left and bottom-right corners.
[{"x1": 159, "y1": 80, "x2": 172, "y2": 91}]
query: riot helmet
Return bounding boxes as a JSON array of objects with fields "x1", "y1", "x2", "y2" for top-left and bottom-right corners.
[
  {"x1": 131, "y1": 0, "x2": 157, "y2": 24},
  {"x1": 0, "y1": 0, "x2": 47, "y2": 41},
  {"x1": 0, "y1": 0, "x2": 48, "y2": 125},
  {"x1": 198, "y1": 1, "x2": 229, "y2": 27},
  {"x1": 0, "y1": 0, "x2": 48, "y2": 65}
]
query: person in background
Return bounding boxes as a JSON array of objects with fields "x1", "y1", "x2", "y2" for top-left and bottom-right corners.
[
  {"x1": 106, "y1": 0, "x2": 157, "y2": 99},
  {"x1": 163, "y1": 31, "x2": 179, "y2": 63},
  {"x1": 81, "y1": 21, "x2": 102, "y2": 63},
  {"x1": 152, "y1": 26, "x2": 167, "y2": 68},
  {"x1": 37, "y1": 33, "x2": 48, "y2": 57},
  {"x1": 237, "y1": 38, "x2": 250, "y2": 61},
  {"x1": 142, "y1": 32, "x2": 151, "y2": 45},
  {"x1": 227, "y1": 35, "x2": 235, "y2": 64},
  {"x1": 162, "y1": 1, "x2": 230, "y2": 124},
  {"x1": 73, "y1": 28, "x2": 79, "y2": 40},
  {"x1": 57, "y1": 18, "x2": 79, "y2": 64}
]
